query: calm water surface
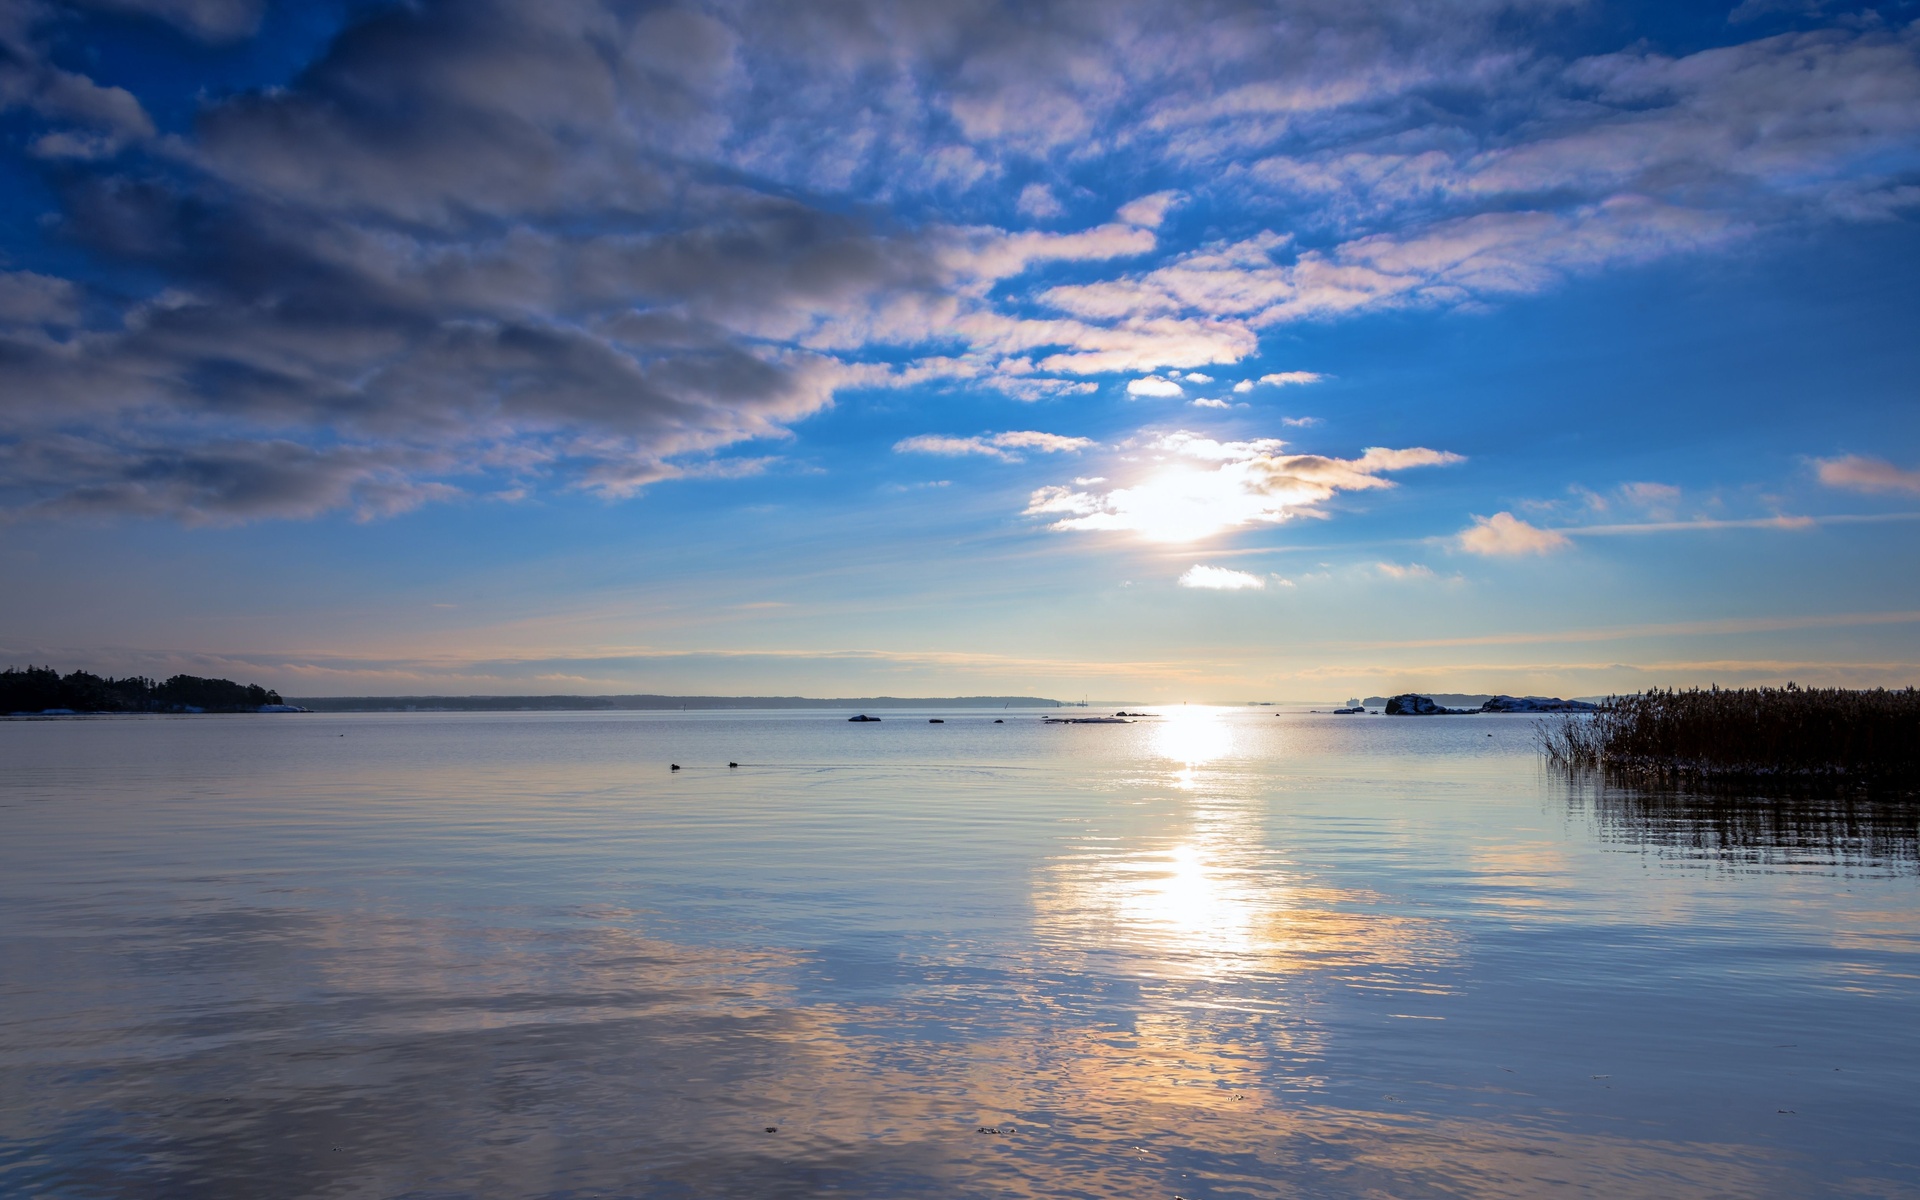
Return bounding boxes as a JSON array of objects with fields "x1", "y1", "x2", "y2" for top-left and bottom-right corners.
[{"x1": 2, "y1": 709, "x2": 1916, "y2": 1198}]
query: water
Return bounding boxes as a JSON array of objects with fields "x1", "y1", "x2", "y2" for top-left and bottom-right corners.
[{"x1": 1, "y1": 708, "x2": 1915, "y2": 1198}]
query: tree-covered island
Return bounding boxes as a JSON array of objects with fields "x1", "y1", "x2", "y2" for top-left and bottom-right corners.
[{"x1": 1, "y1": 666, "x2": 293, "y2": 714}]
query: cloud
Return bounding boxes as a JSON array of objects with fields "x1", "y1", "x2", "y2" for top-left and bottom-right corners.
[
  {"x1": 894, "y1": 430, "x2": 1095, "y2": 461},
  {"x1": 1117, "y1": 191, "x2": 1182, "y2": 228},
  {"x1": 4, "y1": 3, "x2": 1917, "y2": 525},
  {"x1": 72, "y1": 0, "x2": 266, "y2": 41},
  {"x1": 1184, "y1": 372, "x2": 1214, "y2": 382},
  {"x1": 1456, "y1": 512, "x2": 1573, "y2": 556},
  {"x1": 1178, "y1": 564, "x2": 1266, "y2": 590},
  {"x1": 0, "y1": 271, "x2": 79, "y2": 326},
  {"x1": 1259, "y1": 372, "x2": 1326, "y2": 387},
  {"x1": 1281, "y1": 416, "x2": 1321, "y2": 427},
  {"x1": 1376, "y1": 561, "x2": 1436, "y2": 580},
  {"x1": 1016, "y1": 183, "x2": 1065, "y2": 219},
  {"x1": 1190, "y1": 398, "x2": 1230, "y2": 409},
  {"x1": 0, "y1": 437, "x2": 458, "y2": 526},
  {"x1": 1028, "y1": 431, "x2": 1462, "y2": 541},
  {"x1": 1126, "y1": 376, "x2": 1185, "y2": 397},
  {"x1": 1618, "y1": 481, "x2": 1681, "y2": 506},
  {"x1": 1814, "y1": 455, "x2": 1920, "y2": 495}
]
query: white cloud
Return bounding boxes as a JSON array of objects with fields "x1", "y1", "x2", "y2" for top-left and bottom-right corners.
[
  {"x1": 1456, "y1": 512, "x2": 1573, "y2": 556},
  {"x1": 1027, "y1": 431, "x2": 1463, "y2": 542},
  {"x1": 1259, "y1": 371, "x2": 1326, "y2": 387},
  {"x1": 1117, "y1": 191, "x2": 1183, "y2": 228},
  {"x1": 992, "y1": 430, "x2": 1097, "y2": 453},
  {"x1": 1232, "y1": 380, "x2": 1254, "y2": 393},
  {"x1": 1016, "y1": 182, "x2": 1065, "y2": 220},
  {"x1": 1184, "y1": 372, "x2": 1214, "y2": 382},
  {"x1": 1281, "y1": 416, "x2": 1321, "y2": 427},
  {"x1": 1815, "y1": 455, "x2": 1920, "y2": 495},
  {"x1": 1178, "y1": 564, "x2": 1266, "y2": 590},
  {"x1": 1126, "y1": 376, "x2": 1185, "y2": 397},
  {"x1": 1190, "y1": 398, "x2": 1230, "y2": 409},
  {"x1": 895, "y1": 430, "x2": 1096, "y2": 461}
]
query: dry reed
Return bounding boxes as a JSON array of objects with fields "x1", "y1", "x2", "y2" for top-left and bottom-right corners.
[{"x1": 1538, "y1": 684, "x2": 1920, "y2": 787}]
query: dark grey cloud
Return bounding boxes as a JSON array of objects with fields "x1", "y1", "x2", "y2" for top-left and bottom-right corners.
[{"x1": 0, "y1": 435, "x2": 453, "y2": 524}]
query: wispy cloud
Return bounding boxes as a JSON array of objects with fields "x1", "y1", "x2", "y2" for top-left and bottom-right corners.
[
  {"x1": 894, "y1": 430, "x2": 1095, "y2": 461},
  {"x1": 1259, "y1": 372, "x2": 1326, "y2": 387},
  {"x1": 1357, "y1": 609, "x2": 1920, "y2": 650},
  {"x1": 1376, "y1": 561, "x2": 1437, "y2": 580}
]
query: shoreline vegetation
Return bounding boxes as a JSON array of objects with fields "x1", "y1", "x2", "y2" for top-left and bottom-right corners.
[
  {"x1": 2, "y1": 666, "x2": 294, "y2": 715},
  {"x1": 1540, "y1": 685, "x2": 1920, "y2": 789}
]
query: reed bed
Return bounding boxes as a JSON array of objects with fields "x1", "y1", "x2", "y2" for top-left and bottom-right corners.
[{"x1": 1539, "y1": 685, "x2": 1920, "y2": 788}]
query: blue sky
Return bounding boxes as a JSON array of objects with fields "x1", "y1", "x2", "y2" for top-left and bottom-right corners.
[{"x1": 2, "y1": 0, "x2": 1917, "y2": 700}]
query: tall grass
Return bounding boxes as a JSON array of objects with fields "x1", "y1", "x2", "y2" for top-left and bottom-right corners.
[{"x1": 1539, "y1": 685, "x2": 1920, "y2": 787}]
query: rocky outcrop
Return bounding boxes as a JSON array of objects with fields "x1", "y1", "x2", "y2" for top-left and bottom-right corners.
[
  {"x1": 1478, "y1": 695, "x2": 1597, "y2": 713},
  {"x1": 1384, "y1": 694, "x2": 1472, "y2": 715},
  {"x1": 1385, "y1": 692, "x2": 1598, "y2": 714}
]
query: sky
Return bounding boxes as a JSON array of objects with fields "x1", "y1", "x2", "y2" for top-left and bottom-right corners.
[{"x1": 1, "y1": 0, "x2": 1918, "y2": 701}]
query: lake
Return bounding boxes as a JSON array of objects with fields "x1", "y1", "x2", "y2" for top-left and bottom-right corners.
[{"x1": 2, "y1": 708, "x2": 1915, "y2": 1198}]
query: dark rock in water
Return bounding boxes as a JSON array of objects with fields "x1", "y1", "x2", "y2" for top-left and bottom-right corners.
[
  {"x1": 1384, "y1": 694, "x2": 1472, "y2": 715},
  {"x1": 1478, "y1": 695, "x2": 1598, "y2": 713},
  {"x1": 848, "y1": 714, "x2": 881, "y2": 722},
  {"x1": 1386, "y1": 692, "x2": 1598, "y2": 714},
  {"x1": 1368, "y1": 693, "x2": 1492, "y2": 709},
  {"x1": 928, "y1": 718, "x2": 944, "y2": 723}
]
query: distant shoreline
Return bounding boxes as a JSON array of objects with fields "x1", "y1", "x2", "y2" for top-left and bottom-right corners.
[{"x1": 287, "y1": 694, "x2": 1066, "y2": 712}]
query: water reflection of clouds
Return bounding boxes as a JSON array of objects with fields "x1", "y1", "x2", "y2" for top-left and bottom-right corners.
[{"x1": 1, "y1": 896, "x2": 1869, "y2": 1200}]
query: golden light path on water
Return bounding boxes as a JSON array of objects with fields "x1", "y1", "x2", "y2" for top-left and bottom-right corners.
[{"x1": 1036, "y1": 706, "x2": 1457, "y2": 992}]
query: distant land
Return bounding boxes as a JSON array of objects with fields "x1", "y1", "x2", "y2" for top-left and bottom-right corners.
[
  {"x1": 3, "y1": 665, "x2": 293, "y2": 714},
  {"x1": 290, "y1": 694, "x2": 1064, "y2": 712},
  {"x1": 1363, "y1": 694, "x2": 1609, "y2": 708}
]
